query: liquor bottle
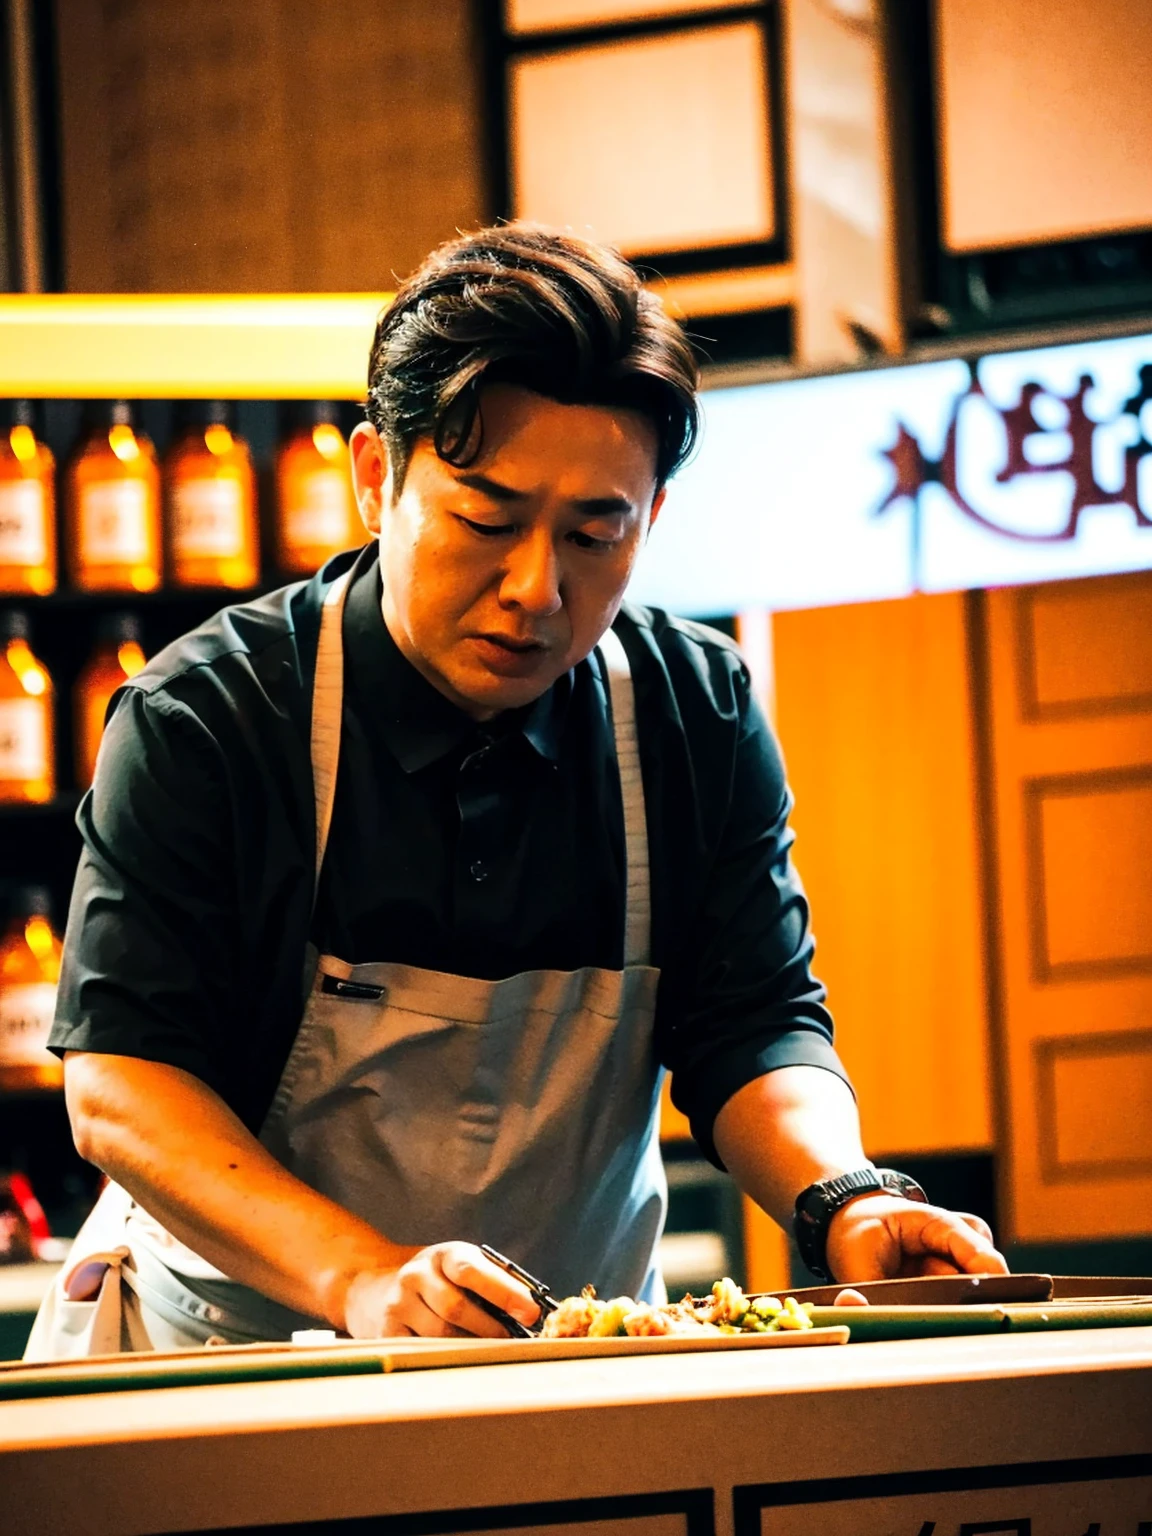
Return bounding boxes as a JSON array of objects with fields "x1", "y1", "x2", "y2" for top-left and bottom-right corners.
[
  {"x1": 0, "y1": 610, "x2": 54, "y2": 804},
  {"x1": 74, "y1": 612, "x2": 146, "y2": 789},
  {"x1": 166, "y1": 401, "x2": 259, "y2": 588},
  {"x1": 0, "y1": 887, "x2": 64, "y2": 1091},
  {"x1": 0, "y1": 400, "x2": 56, "y2": 597},
  {"x1": 274, "y1": 402, "x2": 360, "y2": 576},
  {"x1": 66, "y1": 401, "x2": 162, "y2": 592}
]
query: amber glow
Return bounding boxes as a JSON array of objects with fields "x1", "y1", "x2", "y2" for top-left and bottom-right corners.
[
  {"x1": 109, "y1": 424, "x2": 141, "y2": 462},
  {"x1": 6, "y1": 639, "x2": 48, "y2": 696},
  {"x1": 24, "y1": 916, "x2": 56, "y2": 965},
  {"x1": 66, "y1": 417, "x2": 161, "y2": 593},
  {"x1": 0, "y1": 419, "x2": 56, "y2": 597},
  {"x1": 117, "y1": 641, "x2": 146, "y2": 677},
  {"x1": 275, "y1": 418, "x2": 357, "y2": 575},
  {"x1": 312, "y1": 422, "x2": 346, "y2": 460},
  {"x1": 0, "y1": 633, "x2": 54, "y2": 803},
  {"x1": 9, "y1": 425, "x2": 37, "y2": 463},
  {"x1": 0, "y1": 908, "x2": 62, "y2": 998},
  {"x1": 165, "y1": 420, "x2": 259, "y2": 589},
  {"x1": 74, "y1": 632, "x2": 148, "y2": 786}
]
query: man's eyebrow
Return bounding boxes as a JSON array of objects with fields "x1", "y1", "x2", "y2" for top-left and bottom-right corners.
[
  {"x1": 572, "y1": 496, "x2": 634, "y2": 517},
  {"x1": 454, "y1": 471, "x2": 529, "y2": 502},
  {"x1": 453, "y1": 472, "x2": 635, "y2": 517}
]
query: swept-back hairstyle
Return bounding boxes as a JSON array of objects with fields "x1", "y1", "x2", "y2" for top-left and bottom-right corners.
[{"x1": 366, "y1": 223, "x2": 699, "y2": 491}]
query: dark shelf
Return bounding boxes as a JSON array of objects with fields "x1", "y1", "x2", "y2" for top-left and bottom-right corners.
[{"x1": 0, "y1": 794, "x2": 82, "y2": 818}]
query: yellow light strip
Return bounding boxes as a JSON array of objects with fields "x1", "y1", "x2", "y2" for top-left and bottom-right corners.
[
  {"x1": 0, "y1": 294, "x2": 393, "y2": 398},
  {"x1": 0, "y1": 272, "x2": 795, "y2": 399}
]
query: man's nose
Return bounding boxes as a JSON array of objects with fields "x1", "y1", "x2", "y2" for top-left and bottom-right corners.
[{"x1": 499, "y1": 530, "x2": 562, "y2": 617}]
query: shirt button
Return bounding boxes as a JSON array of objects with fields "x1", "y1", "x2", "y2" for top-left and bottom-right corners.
[{"x1": 470, "y1": 860, "x2": 488, "y2": 882}]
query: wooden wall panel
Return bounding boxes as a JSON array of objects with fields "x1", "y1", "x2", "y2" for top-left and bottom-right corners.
[
  {"x1": 771, "y1": 592, "x2": 993, "y2": 1158},
  {"x1": 1028, "y1": 770, "x2": 1152, "y2": 978},
  {"x1": 1019, "y1": 574, "x2": 1152, "y2": 720},
  {"x1": 1037, "y1": 1030, "x2": 1152, "y2": 1179},
  {"x1": 54, "y1": 0, "x2": 487, "y2": 292},
  {"x1": 982, "y1": 571, "x2": 1152, "y2": 1243}
]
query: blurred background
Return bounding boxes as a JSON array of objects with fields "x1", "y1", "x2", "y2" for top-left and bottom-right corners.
[{"x1": 1, "y1": 0, "x2": 1150, "y2": 1351}]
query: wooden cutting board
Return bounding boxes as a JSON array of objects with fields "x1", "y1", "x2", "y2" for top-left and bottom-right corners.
[{"x1": 0, "y1": 1325, "x2": 849, "y2": 1402}]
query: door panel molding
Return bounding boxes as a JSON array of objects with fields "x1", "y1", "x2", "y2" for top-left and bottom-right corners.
[
  {"x1": 1036, "y1": 1029, "x2": 1152, "y2": 1183},
  {"x1": 1024, "y1": 765, "x2": 1152, "y2": 982},
  {"x1": 1014, "y1": 578, "x2": 1152, "y2": 723}
]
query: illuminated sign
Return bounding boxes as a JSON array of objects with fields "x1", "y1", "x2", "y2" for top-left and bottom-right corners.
[{"x1": 631, "y1": 329, "x2": 1152, "y2": 614}]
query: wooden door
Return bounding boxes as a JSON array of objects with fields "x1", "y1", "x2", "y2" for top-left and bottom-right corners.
[
  {"x1": 979, "y1": 570, "x2": 1152, "y2": 1243},
  {"x1": 772, "y1": 592, "x2": 993, "y2": 1160}
]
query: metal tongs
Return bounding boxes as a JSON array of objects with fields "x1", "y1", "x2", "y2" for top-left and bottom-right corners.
[{"x1": 470, "y1": 1244, "x2": 559, "y2": 1339}]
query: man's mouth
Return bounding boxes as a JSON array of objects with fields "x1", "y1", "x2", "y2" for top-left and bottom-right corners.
[
  {"x1": 468, "y1": 633, "x2": 551, "y2": 676},
  {"x1": 475, "y1": 634, "x2": 546, "y2": 654}
]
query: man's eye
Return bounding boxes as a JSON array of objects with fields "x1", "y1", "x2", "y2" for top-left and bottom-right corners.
[
  {"x1": 457, "y1": 515, "x2": 514, "y2": 537},
  {"x1": 569, "y1": 530, "x2": 618, "y2": 552}
]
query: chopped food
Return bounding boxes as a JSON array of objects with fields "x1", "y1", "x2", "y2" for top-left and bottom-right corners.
[{"x1": 540, "y1": 1278, "x2": 815, "y2": 1339}]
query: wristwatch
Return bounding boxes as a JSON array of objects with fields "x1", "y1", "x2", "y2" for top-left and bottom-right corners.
[{"x1": 793, "y1": 1168, "x2": 929, "y2": 1283}]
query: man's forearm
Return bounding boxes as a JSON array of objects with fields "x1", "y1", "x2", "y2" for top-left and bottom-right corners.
[
  {"x1": 711, "y1": 1064, "x2": 869, "y2": 1229},
  {"x1": 64, "y1": 1052, "x2": 417, "y2": 1327}
]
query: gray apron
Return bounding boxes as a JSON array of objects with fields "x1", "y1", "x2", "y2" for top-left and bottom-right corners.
[{"x1": 25, "y1": 573, "x2": 665, "y2": 1358}]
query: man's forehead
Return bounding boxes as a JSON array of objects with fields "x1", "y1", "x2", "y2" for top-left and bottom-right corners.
[{"x1": 438, "y1": 383, "x2": 659, "y2": 495}]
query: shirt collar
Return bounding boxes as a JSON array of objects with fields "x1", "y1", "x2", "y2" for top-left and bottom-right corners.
[{"x1": 342, "y1": 547, "x2": 568, "y2": 773}]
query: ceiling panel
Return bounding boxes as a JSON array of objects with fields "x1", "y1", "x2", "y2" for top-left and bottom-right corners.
[
  {"x1": 510, "y1": 22, "x2": 775, "y2": 256},
  {"x1": 937, "y1": 0, "x2": 1152, "y2": 252}
]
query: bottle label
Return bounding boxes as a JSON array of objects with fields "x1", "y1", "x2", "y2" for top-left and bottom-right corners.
[
  {"x1": 80, "y1": 479, "x2": 149, "y2": 563},
  {"x1": 0, "y1": 982, "x2": 58, "y2": 1066},
  {"x1": 286, "y1": 469, "x2": 351, "y2": 550},
  {"x1": 0, "y1": 480, "x2": 48, "y2": 566},
  {"x1": 0, "y1": 697, "x2": 50, "y2": 781},
  {"x1": 173, "y1": 479, "x2": 243, "y2": 558}
]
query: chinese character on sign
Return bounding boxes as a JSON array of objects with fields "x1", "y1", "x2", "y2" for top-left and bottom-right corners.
[{"x1": 875, "y1": 360, "x2": 1152, "y2": 587}]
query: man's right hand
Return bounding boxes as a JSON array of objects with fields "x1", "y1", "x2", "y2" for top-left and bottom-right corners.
[{"x1": 342, "y1": 1242, "x2": 542, "y2": 1338}]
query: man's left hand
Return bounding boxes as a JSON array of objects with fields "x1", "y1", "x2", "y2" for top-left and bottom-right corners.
[{"x1": 825, "y1": 1193, "x2": 1008, "y2": 1282}]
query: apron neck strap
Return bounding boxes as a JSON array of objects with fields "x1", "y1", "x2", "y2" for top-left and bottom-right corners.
[
  {"x1": 310, "y1": 568, "x2": 354, "y2": 910},
  {"x1": 309, "y1": 582, "x2": 651, "y2": 967},
  {"x1": 597, "y1": 626, "x2": 652, "y2": 969}
]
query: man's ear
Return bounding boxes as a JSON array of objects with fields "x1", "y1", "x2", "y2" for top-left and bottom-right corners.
[
  {"x1": 647, "y1": 485, "x2": 667, "y2": 537},
  {"x1": 349, "y1": 421, "x2": 392, "y2": 536}
]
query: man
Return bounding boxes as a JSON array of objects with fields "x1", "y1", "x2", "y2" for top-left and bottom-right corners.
[{"x1": 28, "y1": 225, "x2": 1005, "y2": 1358}]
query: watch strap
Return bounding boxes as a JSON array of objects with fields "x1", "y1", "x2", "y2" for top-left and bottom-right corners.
[{"x1": 793, "y1": 1167, "x2": 928, "y2": 1283}]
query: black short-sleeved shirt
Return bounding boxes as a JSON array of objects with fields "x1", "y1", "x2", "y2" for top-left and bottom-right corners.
[{"x1": 50, "y1": 544, "x2": 847, "y2": 1164}]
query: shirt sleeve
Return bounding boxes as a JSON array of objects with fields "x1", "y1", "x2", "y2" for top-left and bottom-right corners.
[
  {"x1": 664, "y1": 662, "x2": 851, "y2": 1167},
  {"x1": 48, "y1": 684, "x2": 240, "y2": 1101}
]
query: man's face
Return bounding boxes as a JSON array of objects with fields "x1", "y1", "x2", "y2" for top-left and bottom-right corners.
[{"x1": 350, "y1": 384, "x2": 665, "y2": 719}]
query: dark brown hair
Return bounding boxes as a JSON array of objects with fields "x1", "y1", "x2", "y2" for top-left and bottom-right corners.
[{"x1": 366, "y1": 223, "x2": 699, "y2": 490}]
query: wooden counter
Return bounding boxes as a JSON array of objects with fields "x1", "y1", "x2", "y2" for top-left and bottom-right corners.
[{"x1": 2, "y1": 1327, "x2": 1151, "y2": 1535}]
